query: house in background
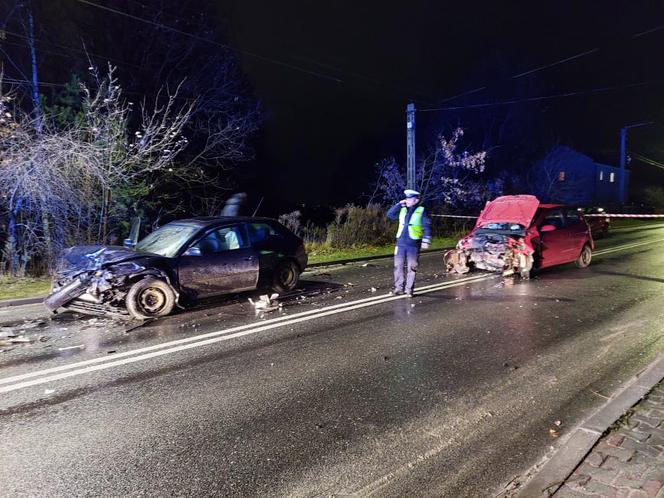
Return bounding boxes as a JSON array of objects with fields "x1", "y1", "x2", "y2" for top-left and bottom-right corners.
[{"x1": 529, "y1": 145, "x2": 627, "y2": 205}]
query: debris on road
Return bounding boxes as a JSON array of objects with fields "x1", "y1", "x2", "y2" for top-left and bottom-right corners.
[
  {"x1": 57, "y1": 344, "x2": 85, "y2": 351},
  {"x1": 248, "y1": 294, "x2": 281, "y2": 313},
  {"x1": 0, "y1": 335, "x2": 34, "y2": 348}
]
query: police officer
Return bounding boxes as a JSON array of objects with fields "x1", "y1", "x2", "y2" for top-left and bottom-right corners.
[{"x1": 387, "y1": 189, "x2": 432, "y2": 297}]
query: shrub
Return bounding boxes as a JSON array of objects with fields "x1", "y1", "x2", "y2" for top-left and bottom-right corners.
[{"x1": 326, "y1": 204, "x2": 394, "y2": 248}]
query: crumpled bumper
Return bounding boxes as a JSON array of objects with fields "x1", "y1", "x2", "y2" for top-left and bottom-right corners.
[
  {"x1": 43, "y1": 276, "x2": 90, "y2": 312},
  {"x1": 444, "y1": 236, "x2": 534, "y2": 277}
]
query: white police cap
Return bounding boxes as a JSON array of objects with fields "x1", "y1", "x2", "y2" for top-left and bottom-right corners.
[{"x1": 403, "y1": 189, "x2": 421, "y2": 198}]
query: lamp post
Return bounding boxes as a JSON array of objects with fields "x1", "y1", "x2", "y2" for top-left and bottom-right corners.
[{"x1": 619, "y1": 122, "x2": 653, "y2": 204}]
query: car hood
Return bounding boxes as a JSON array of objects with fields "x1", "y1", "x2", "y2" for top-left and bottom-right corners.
[
  {"x1": 475, "y1": 195, "x2": 540, "y2": 228},
  {"x1": 59, "y1": 245, "x2": 154, "y2": 272}
]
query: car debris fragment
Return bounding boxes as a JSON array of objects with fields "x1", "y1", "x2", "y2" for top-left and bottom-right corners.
[
  {"x1": 58, "y1": 344, "x2": 85, "y2": 351},
  {"x1": 248, "y1": 294, "x2": 281, "y2": 313}
]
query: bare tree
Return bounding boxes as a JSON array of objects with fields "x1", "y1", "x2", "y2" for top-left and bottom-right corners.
[
  {"x1": 369, "y1": 128, "x2": 490, "y2": 210},
  {"x1": 0, "y1": 66, "x2": 195, "y2": 275}
]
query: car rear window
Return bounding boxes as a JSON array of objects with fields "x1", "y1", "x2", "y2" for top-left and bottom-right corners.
[{"x1": 248, "y1": 223, "x2": 280, "y2": 244}]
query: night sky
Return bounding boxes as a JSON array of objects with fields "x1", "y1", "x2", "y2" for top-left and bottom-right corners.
[
  {"x1": 4, "y1": 0, "x2": 664, "y2": 211},
  {"x1": 215, "y1": 0, "x2": 664, "y2": 206}
]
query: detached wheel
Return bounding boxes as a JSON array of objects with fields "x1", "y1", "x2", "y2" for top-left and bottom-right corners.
[
  {"x1": 575, "y1": 244, "x2": 592, "y2": 268},
  {"x1": 272, "y1": 261, "x2": 300, "y2": 293},
  {"x1": 126, "y1": 277, "x2": 176, "y2": 320}
]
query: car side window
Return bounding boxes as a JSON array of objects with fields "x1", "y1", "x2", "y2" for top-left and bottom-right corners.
[
  {"x1": 193, "y1": 225, "x2": 247, "y2": 255},
  {"x1": 542, "y1": 209, "x2": 565, "y2": 229},
  {"x1": 248, "y1": 223, "x2": 280, "y2": 245},
  {"x1": 564, "y1": 209, "x2": 584, "y2": 226}
]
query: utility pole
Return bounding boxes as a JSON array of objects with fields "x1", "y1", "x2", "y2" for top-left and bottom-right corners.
[
  {"x1": 406, "y1": 103, "x2": 416, "y2": 190},
  {"x1": 25, "y1": 1, "x2": 42, "y2": 135},
  {"x1": 619, "y1": 122, "x2": 652, "y2": 204}
]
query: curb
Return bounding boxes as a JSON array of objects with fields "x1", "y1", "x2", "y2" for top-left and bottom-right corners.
[
  {"x1": 0, "y1": 296, "x2": 47, "y2": 308},
  {"x1": 517, "y1": 353, "x2": 664, "y2": 497}
]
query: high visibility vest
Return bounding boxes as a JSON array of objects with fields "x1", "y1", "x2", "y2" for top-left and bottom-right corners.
[{"x1": 396, "y1": 206, "x2": 425, "y2": 240}]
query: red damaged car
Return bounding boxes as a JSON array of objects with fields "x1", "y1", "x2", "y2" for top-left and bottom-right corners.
[{"x1": 444, "y1": 195, "x2": 594, "y2": 278}]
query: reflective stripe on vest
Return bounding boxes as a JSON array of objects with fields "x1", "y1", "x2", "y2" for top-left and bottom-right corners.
[{"x1": 396, "y1": 206, "x2": 424, "y2": 240}]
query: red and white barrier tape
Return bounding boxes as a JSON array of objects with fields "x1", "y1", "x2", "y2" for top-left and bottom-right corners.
[
  {"x1": 584, "y1": 213, "x2": 664, "y2": 218},
  {"x1": 432, "y1": 213, "x2": 664, "y2": 219},
  {"x1": 431, "y1": 214, "x2": 478, "y2": 219}
]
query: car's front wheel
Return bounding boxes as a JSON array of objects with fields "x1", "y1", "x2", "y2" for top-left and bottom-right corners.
[
  {"x1": 272, "y1": 261, "x2": 300, "y2": 293},
  {"x1": 126, "y1": 277, "x2": 176, "y2": 320},
  {"x1": 575, "y1": 244, "x2": 592, "y2": 268}
]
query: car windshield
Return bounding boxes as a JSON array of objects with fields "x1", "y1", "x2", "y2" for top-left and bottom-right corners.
[
  {"x1": 136, "y1": 224, "x2": 199, "y2": 257},
  {"x1": 479, "y1": 222, "x2": 523, "y2": 231}
]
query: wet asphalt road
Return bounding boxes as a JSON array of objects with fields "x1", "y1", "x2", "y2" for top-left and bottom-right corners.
[{"x1": 2, "y1": 224, "x2": 664, "y2": 497}]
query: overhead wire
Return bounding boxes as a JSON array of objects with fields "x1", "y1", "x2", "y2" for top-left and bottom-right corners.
[
  {"x1": 418, "y1": 81, "x2": 654, "y2": 112},
  {"x1": 76, "y1": 0, "x2": 344, "y2": 83},
  {"x1": 2, "y1": 29, "x2": 143, "y2": 69},
  {"x1": 631, "y1": 152, "x2": 664, "y2": 171},
  {"x1": 432, "y1": 21, "x2": 664, "y2": 109},
  {"x1": 75, "y1": 0, "x2": 439, "y2": 104}
]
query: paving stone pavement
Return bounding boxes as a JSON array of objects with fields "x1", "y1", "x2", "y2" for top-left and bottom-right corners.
[{"x1": 555, "y1": 382, "x2": 664, "y2": 498}]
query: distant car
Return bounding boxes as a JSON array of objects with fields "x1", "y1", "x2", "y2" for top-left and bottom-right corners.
[
  {"x1": 45, "y1": 217, "x2": 307, "y2": 319},
  {"x1": 579, "y1": 207, "x2": 610, "y2": 238},
  {"x1": 444, "y1": 195, "x2": 594, "y2": 278}
]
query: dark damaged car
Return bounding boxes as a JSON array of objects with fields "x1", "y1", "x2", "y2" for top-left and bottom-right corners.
[
  {"x1": 443, "y1": 195, "x2": 594, "y2": 278},
  {"x1": 45, "y1": 217, "x2": 307, "y2": 319}
]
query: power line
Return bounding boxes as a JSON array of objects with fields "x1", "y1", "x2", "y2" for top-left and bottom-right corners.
[
  {"x1": 3, "y1": 76, "x2": 67, "y2": 88},
  {"x1": 76, "y1": 0, "x2": 344, "y2": 83},
  {"x1": 3, "y1": 29, "x2": 143, "y2": 69},
  {"x1": 436, "y1": 22, "x2": 664, "y2": 106},
  {"x1": 511, "y1": 48, "x2": 600, "y2": 79},
  {"x1": 76, "y1": 0, "x2": 444, "y2": 104},
  {"x1": 632, "y1": 152, "x2": 664, "y2": 171},
  {"x1": 634, "y1": 24, "x2": 664, "y2": 38},
  {"x1": 418, "y1": 81, "x2": 654, "y2": 112}
]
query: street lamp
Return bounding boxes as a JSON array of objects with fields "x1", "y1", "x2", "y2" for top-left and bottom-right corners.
[{"x1": 619, "y1": 122, "x2": 653, "y2": 204}]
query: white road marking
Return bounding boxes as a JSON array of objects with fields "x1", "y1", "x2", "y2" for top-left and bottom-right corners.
[
  {"x1": 594, "y1": 237, "x2": 664, "y2": 256},
  {"x1": 0, "y1": 274, "x2": 496, "y2": 393},
  {"x1": 2, "y1": 237, "x2": 659, "y2": 394}
]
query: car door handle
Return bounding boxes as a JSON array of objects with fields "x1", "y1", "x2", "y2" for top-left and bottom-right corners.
[{"x1": 244, "y1": 256, "x2": 255, "y2": 261}]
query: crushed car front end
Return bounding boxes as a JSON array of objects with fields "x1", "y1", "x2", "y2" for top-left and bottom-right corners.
[
  {"x1": 444, "y1": 226, "x2": 535, "y2": 277},
  {"x1": 444, "y1": 195, "x2": 540, "y2": 278},
  {"x1": 45, "y1": 246, "x2": 174, "y2": 317}
]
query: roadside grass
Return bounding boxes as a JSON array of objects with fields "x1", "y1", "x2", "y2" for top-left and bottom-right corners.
[
  {"x1": 306, "y1": 235, "x2": 458, "y2": 264},
  {"x1": 0, "y1": 275, "x2": 51, "y2": 301}
]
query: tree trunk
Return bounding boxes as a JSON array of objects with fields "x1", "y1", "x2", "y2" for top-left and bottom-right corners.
[
  {"x1": 41, "y1": 210, "x2": 53, "y2": 274},
  {"x1": 4, "y1": 197, "x2": 23, "y2": 276}
]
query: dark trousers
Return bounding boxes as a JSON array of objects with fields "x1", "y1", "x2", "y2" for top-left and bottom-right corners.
[{"x1": 393, "y1": 245, "x2": 419, "y2": 292}]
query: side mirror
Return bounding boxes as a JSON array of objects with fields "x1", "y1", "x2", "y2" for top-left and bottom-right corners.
[
  {"x1": 540, "y1": 224, "x2": 557, "y2": 232},
  {"x1": 123, "y1": 238, "x2": 136, "y2": 249},
  {"x1": 183, "y1": 246, "x2": 201, "y2": 257}
]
